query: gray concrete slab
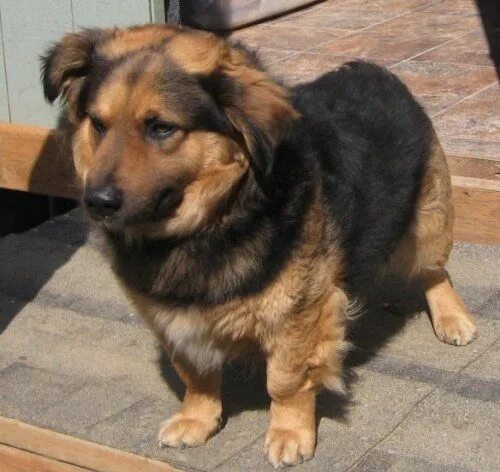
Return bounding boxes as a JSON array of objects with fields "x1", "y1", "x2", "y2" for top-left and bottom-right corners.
[
  {"x1": 462, "y1": 340, "x2": 500, "y2": 382},
  {"x1": 448, "y1": 242, "x2": 500, "y2": 321},
  {"x1": 350, "y1": 450, "x2": 474, "y2": 472},
  {"x1": 215, "y1": 369, "x2": 435, "y2": 471},
  {"x1": 83, "y1": 396, "x2": 178, "y2": 456},
  {"x1": 0, "y1": 211, "x2": 498, "y2": 471},
  {"x1": 0, "y1": 215, "x2": 136, "y2": 324},
  {"x1": 149, "y1": 408, "x2": 269, "y2": 470},
  {"x1": 42, "y1": 381, "x2": 147, "y2": 436},
  {"x1": 0, "y1": 303, "x2": 167, "y2": 397},
  {"x1": 351, "y1": 310, "x2": 496, "y2": 373},
  {"x1": 0, "y1": 362, "x2": 85, "y2": 425},
  {"x1": 374, "y1": 374, "x2": 500, "y2": 472}
]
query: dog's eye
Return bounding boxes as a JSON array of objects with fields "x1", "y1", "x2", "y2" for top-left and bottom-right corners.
[
  {"x1": 144, "y1": 118, "x2": 176, "y2": 141},
  {"x1": 89, "y1": 114, "x2": 106, "y2": 136}
]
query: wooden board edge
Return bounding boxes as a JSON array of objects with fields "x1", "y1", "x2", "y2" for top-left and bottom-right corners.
[
  {"x1": 0, "y1": 443, "x2": 91, "y2": 472},
  {"x1": 452, "y1": 180, "x2": 500, "y2": 245},
  {"x1": 0, "y1": 416, "x2": 180, "y2": 472},
  {"x1": 451, "y1": 175, "x2": 500, "y2": 192},
  {"x1": 0, "y1": 123, "x2": 78, "y2": 199},
  {"x1": 448, "y1": 155, "x2": 500, "y2": 181}
]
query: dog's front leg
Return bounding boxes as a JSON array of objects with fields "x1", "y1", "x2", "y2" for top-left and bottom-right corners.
[
  {"x1": 264, "y1": 289, "x2": 347, "y2": 467},
  {"x1": 264, "y1": 327, "x2": 318, "y2": 467},
  {"x1": 159, "y1": 351, "x2": 222, "y2": 448},
  {"x1": 265, "y1": 382, "x2": 316, "y2": 468}
]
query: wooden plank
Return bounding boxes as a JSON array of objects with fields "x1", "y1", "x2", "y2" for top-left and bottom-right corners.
[
  {"x1": 0, "y1": 444, "x2": 90, "y2": 472},
  {"x1": 448, "y1": 155, "x2": 500, "y2": 181},
  {"x1": 452, "y1": 180, "x2": 500, "y2": 245},
  {"x1": 452, "y1": 176, "x2": 500, "y2": 192},
  {"x1": 0, "y1": 123, "x2": 78, "y2": 199},
  {"x1": 0, "y1": 417, "x2": 179, "y2": 472}
]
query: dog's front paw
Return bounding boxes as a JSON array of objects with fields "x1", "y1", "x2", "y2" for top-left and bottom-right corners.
[
  {"x1": 264, "y1": 428, "x2": 315, "y2": 467},
  {"x1": 434, "y1": 312, "x2": 477, "y2": 346},
  {"x1": 158, "y1": 413, "x2": 220, "y2": 448}
]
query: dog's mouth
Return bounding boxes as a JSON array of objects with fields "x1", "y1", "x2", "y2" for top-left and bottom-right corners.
[{"x1": 85, "y1": 187, "x2": 184, "y2": 231}]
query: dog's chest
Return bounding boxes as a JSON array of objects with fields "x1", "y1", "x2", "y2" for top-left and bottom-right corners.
[
  {"x1": 131, "y1": 282, "x2": 301, "y2": 373},
  {"x1": 159, "y1": 310, "x2": 227, "y2": 373}
]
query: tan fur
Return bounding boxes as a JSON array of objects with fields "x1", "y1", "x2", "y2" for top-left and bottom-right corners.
[
  {"x1": 158, "y1": 349, "x2": 222, "y2": 448},
  {"x1": 265, "y1": 390, "x2": 316, "y2": 467},
  {"x1": 390, "y1": 135, "x2": 454, "y2": 275},
  {"x1": 422, "y1": 270, "x2": 477, "y2": 346},
  {"x1": 73, "y1": 73, "x2": 250, "y2": 238},
  {"x1": 391, "y1": 135, "x2": 477, "y2": 346},
  {"x1": 100, "y1": 25, "x2": 178, "y2": 58},
  {"x1": 165, "y1": 30, "x2": 225, "y2": 75}
]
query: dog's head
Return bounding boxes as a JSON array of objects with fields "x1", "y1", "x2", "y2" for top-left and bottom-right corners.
[{"x1": 41, "y1": 25, "x2": 298, "y2": 238}]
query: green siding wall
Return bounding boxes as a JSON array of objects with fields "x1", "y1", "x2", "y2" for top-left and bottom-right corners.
[
  {"x1": 0, "y1": 12, "x2": 10, "y2": 121},
  {"x1": 0, "y1": 0, "x2": 165, "y2": 126}
]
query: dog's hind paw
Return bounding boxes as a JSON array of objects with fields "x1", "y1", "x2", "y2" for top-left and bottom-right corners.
[
  {"x1": 158, "y1": 413, "x2": 220, "y2": 448},
  {"x1": 434, "y1": 312, "x2": 477, "y2": 346},
  {"x1": 264, "y1": 428, "x2": 315, "y2": 467}
]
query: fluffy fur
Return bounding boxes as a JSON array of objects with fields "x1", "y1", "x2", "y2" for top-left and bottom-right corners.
[{"x1": 41, "y1": 24, "x2": 477, "y2": 467}]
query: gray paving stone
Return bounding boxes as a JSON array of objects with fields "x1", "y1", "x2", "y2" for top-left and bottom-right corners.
[
  {"x1": 84, "y1": 397, "x2": 177, "y2": 456},
  {"x1": 42, "y1": 380, "x2": 146, "y2": 435},
  {"x1": 0, "y1": 238, "x2": 133, "y2": 323},
  {"x1": 377, "y1": 386, "x2": 500, "y2": 472},
  {"x1": 0, "y1": 231, "x2": 77, "y2": 301},
  {"x1": 0, "y1": 362, "x2": 85, "y2": 425},
  {"x1": 443, "y1": 372, "x2": 500, "y2": 403},
  {"x1": 462, "y1": 339, "x2": 500, "y2": 382},
  {"x1": 0, "y1": 352, "x2": 12, "y2": 371},
  {"x1": 448, "y1": 242, "x2": 500, "y2": 321},
  {"x1": 0, "y1": 212, "x2": 134, "y2": 324},
  {"x1": 349, "y1": 309, "x2": 496, "y2": 374},
  {"x1": 149, "y1": 408, "x2": 269, "y2": 471},
  {"x1": 27, "y1": 209, "x2": 88, "y2": 247},
  {"x1": 0, "y1": 303, "x2": 168, "y2": 398},
  {"x1": 216, "y1": 370, "x2": 433, "y2": 471},
  {"x1": 350, "y1": 450, "x2": 474, "y2": 472}
]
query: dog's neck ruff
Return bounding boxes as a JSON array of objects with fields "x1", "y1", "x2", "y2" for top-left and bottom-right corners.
[{"x1": 105, "y1": 172, "x2": 313, "y2": 307}]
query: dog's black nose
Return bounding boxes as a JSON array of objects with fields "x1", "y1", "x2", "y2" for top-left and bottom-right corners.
[{"x1": 84, "y1": 185, "x2": 123, "y2": 218}]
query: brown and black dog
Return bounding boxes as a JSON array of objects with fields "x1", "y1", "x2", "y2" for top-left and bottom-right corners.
[{"x1": 41, "y1": 24, "x2": 477, "y2": 467}]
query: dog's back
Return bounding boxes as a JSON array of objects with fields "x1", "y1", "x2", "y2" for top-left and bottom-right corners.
[{"x1": 288, "y1": 62, "x2": 433, "y2": 287}]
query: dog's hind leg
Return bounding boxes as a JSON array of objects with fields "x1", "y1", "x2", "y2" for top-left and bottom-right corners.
[
  {"x1": 391, "y1": 137, "x2": 477, "y2": 346},
  {"x1": 422, "y1": 269, "x2": 477, "y2": 346},
  {"x1": 158, "y1": 351, "x2": 222, "y2": 448}
]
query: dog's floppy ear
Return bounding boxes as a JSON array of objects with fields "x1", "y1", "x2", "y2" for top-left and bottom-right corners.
[
  {"x1": 41, "y1": 28, "x2": 110, "y2": 106},
  {"x1": 201, "y1": 44, "x2": 299, "y2": 182}
]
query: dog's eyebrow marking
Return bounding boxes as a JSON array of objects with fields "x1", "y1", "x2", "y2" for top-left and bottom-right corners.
[
  {"x1": 126, "y1": 53, "x2": 157, "y2": 87},
  {"x1": 76, "y1": 53, "x2": 117, "y2": 118}
]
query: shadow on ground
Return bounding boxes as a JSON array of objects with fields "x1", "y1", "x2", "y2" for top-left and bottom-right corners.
[
  {"x1": 0, "y1": 114, "x2": 80, "y2": 335},
  {"x1": 158, "y1": 274, "x2": 429, "y2": 428}
]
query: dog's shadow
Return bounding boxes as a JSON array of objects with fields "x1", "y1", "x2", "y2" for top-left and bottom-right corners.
[{"x1": 159, "y1": 274, "x2": 428, "y2": 426}]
